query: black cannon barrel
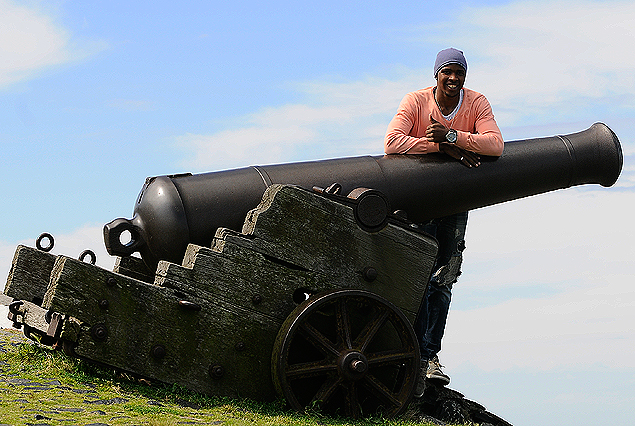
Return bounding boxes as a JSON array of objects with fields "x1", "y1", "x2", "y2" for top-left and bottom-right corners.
[{"x1": 105, "y1": 122, "x2": 622, "y2": 269}]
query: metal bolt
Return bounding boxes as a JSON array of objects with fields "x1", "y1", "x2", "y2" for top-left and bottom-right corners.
[
  {"x1": 350, "y1": 359, "x2": 367, "y2": 373},
  {"x1": 362, "y1": 266, "x2": 378, "y2": 282},
  {"x1": 251, "y1": 294, "x2": 262, "y2": 305},
  {"x1": 91, "y1": 324, "x2": 108, "y2": 341},
  {"x1": 209, "y1": 364, "x2": 224, "y2": 379},
  {"x1": 99, "y1": 299, "x2": 109, "y2": 309},
  {"x1": 106, "y1": 277, "x2": 117, "y2": 287},
  {"x1": 235, "y1": 342, "x2": 245, "y2": 352},
  {"x1": 151, "y1": 344, "x2": 166, "y2": 359}
]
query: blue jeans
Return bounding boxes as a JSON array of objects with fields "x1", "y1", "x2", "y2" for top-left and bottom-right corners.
[{"x1": 415, "y1": 211, "x2": 468, "y2": 361}]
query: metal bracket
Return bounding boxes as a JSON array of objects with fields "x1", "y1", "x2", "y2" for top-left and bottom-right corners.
[{"x1": 6, "y1": 299, "x2": 66, "y2": 345}]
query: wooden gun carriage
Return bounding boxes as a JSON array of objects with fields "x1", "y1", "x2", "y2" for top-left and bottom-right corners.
[{"x1": 2, "y1": 123, "x2": 623, "y2": 419}]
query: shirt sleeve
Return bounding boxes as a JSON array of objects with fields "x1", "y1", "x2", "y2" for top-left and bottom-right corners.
[
  {"x1": 456, "y1": 95, "x2": 504, "y2": 157},
  {"x1": 384, "y1": 93, "x2": 440, "y2": 154}
]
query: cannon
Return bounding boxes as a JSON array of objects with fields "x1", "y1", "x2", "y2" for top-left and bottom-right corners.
[
  {"x1": 104, "y1": 122, "x2": 622, "y2": 270},
  {"x1": 2, "y1": 123, "x2": 622, "y2": 419}
]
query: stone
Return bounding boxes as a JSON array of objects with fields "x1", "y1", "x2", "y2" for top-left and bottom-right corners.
[{"x1": 404, "y1": 379, "x2": 514, "y2": 426}]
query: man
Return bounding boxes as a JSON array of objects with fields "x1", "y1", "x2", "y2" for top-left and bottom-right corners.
[{"x1": 384, "y1": 48, "x2": 503, "y2": 394}]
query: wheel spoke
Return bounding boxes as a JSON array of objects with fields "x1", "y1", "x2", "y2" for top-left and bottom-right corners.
[
  {"x1": 310, "y1": 374, "x2": 343, "y2": 406},
  {"x1": 344, "y1": 381, "x2": 361, "y2": 418},
  {"x1": 286, "y1": 360, "x2": 338, "y2": 379},
  {"x1": 299, "y1": 321, "x2": 340, "y2": 358},
  {"x1": 367, "y1": 349, "x2": 416, "y2": 367},
  {"x1": 336, "y1": 297, "x2": 352, "y2": 349},
  {"x1": 362, "y1": 374, "x2": 402, "y2": 408},
  {"x1": 352, "y1": 307, "x2": 389, "y2": 352}
]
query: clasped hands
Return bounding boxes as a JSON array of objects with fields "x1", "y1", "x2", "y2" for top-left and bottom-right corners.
[{"x1": 427, "y1": 115, "x2": 481, "y2": 168}]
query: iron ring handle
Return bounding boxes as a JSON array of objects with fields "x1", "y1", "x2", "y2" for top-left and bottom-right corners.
[
  {"x1": 8, "y1": 300, "x2": 24, "y2": 316},
  {"x1": 36, "y1": 233, "x2": 54, "y2": 252},
  {"x1": 79, "y1": 250, "x2": 97, "y2": 265}
]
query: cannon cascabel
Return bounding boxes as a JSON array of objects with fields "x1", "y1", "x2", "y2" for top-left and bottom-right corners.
[{"x1": 104, "y1": 122, "x2": 622, "y2": 269}]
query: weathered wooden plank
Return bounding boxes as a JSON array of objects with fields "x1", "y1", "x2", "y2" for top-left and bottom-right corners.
[
  {"x1": 3, "y1": 245, "x2": 57, "y2": 305},
  {"x1": 223, "y1": 185, "x2": 437, "y2": 320},
  {"x1": 45, "y1": 255, "x2": 279, "y2": 400},
  {"x1": 113, "y1": 255, "x2": 154, "y2": 283},
  {"x1": 0, "y1": 293, "x2": 12, "y2": 306},
  {"x1": 156, "y1": 244, "x2": 318, "y2": 324},
  {"x1": 11, "y1": 300, "x2": 50, "y2": 333}
]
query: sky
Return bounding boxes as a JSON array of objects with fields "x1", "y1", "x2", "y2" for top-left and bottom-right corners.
[{"x1": 1, "y1": 0, "x2": 634, "y2": 424}]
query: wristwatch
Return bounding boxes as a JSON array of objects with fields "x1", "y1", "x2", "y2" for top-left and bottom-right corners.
[{"x1": 445, "y1": 129, "x2": 458, "y2": 143}]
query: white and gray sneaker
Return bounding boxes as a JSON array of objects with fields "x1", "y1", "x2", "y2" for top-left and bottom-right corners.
[{"x1": 426, "y1": 356, "x2": 450, "y2": 386}]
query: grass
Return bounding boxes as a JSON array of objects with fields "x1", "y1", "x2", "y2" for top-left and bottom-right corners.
[{"x1": 0, "y1": 329, "x2": 445, "y2": 426}]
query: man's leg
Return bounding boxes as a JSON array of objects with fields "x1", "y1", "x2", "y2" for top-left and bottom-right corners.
[{"x1": 414, "y1": 212, "x2": 468, "y2": 390}]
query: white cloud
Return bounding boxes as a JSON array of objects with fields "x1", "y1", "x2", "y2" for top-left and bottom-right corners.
[
  {"x1": 448, "y1": 0, "x2": 635, "y2": 124},
  {"x1": 441, "y1": 188, "x2": 635, "y2": 371},
  {"x1": 0, "y1": 0, "x2": 106, "y2": 88},
  {"x1": 176, "y1": 76, "x2": 419, "y2": 170},
  {"x1": 176, "y1": 123, "x2": 314, "y2": 171}
]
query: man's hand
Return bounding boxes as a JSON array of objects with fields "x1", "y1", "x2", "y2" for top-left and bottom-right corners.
[
  {"x1": 439, "y1": 143, "x2": 481, "y2": 168},
  {"x1": 428, "y1": 115, "x2": 480, "y2": 167},
  {"x1": 425, "y1": 115, "x2": 450, "y2": 143}
]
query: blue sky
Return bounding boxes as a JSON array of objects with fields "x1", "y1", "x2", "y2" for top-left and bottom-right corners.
[{"x1": 1, "y1": 0, "x2": 634, "y2": 425}]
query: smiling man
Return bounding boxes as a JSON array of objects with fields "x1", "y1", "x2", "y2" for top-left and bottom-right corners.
[{"x1": 384, "y1": 48, "x2": 503, "y2": 395}]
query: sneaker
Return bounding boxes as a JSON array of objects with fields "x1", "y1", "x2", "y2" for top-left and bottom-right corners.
[
  {"x1": 413, "y1": 362, "x2": 427, "y2": 398},
  {"x1": 426, "y1": 356, "x2": 450, "y2": 386}
]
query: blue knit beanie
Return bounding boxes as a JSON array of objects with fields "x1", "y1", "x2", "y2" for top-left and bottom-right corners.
[{"x1": 434, "y1": 48, "x2": 468, "y2": 77}]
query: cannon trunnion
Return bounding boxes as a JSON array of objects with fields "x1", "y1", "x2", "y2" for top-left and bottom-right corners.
[{"x1": 5, "y1": 184, "x2": 435, "y2": 418}]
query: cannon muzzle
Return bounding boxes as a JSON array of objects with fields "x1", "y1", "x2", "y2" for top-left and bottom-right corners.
[{"x1": 105, "y1": 122, "x2": 622, "y2": 269}]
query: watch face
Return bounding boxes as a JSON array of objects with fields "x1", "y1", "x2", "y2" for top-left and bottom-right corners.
[{"x1": 446, "y1": 130, "x2": 457, "y2": 143}]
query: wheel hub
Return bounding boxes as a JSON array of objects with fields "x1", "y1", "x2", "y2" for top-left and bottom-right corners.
[{"x1": 339, "y1": 351, "x2": 368, "y2": 381}]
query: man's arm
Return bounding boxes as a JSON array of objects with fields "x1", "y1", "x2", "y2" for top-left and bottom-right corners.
[
  {"x1": 384, "y1": 93, "x2": 441, "y2": 155},
  {"x1": 455, "y1": 95, "x2": 504, "y2": 157}
]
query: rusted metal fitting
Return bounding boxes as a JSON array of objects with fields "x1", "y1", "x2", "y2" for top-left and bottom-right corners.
[
  {"x1": 178, "y1": 300, "x2": 201, "y2": 311},
  {"x1": 151, "y1": 344, "x2": 166, "y2": 359},
  {"x1": 46, "y1": 312, "x2": 64, "y2": 339},
  {"x1": 8, "y1": 300, "x2": 24, "y2": 316},
  {"x1": 90, "y1": 324, "x2": 108, "y2": 342},
  {"x1": 362, "y1": 266, "x2": 378, "y2": 282},
  {"x1": 339, "y1": 351, "x2": 369, "y2": 381},
  {"x1": 209, "y1": 364, "x2": 224, "y2": 379}
]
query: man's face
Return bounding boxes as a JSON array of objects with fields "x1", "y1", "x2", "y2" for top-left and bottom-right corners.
[{"x1": 436, "y1": 64, "x2": 466, "y2": 98}]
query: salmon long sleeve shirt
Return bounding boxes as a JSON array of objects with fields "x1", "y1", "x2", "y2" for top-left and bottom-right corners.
[{"x1": 384, "y1": 87, "x2": 504, "y2": 156}]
